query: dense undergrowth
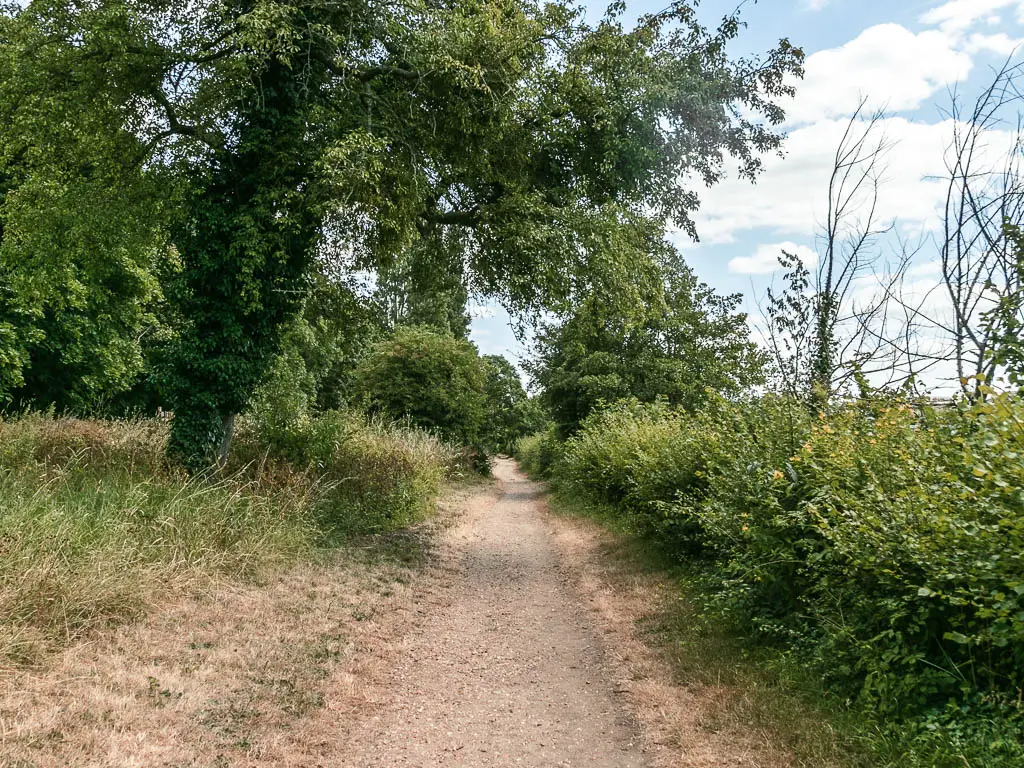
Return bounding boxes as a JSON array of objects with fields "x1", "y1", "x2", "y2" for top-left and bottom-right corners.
[
  {"x1": 0, "y1": 412, "x2": 458, "y2": 662},
  {"x1": 519, "y1": 393, "x2": 1024, "y2": 766}
]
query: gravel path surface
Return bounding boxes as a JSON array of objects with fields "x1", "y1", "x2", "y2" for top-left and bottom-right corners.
[{"x1": 346, "y1": 458, "x2": 648, "y2": 767}]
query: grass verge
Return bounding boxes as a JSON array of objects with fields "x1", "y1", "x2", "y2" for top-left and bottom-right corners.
[
  {"x1": 0, "y1": 412, "x2": 458, "y2": 665},
  {"x1": 0, "y1": 502, "x2": 456, "y2": 766}
]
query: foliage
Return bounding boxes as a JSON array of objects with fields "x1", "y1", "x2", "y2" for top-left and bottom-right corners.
[
  {"x1": 375, "y1": 234, "x2": 472, "y2": 341},
  {"x1": 0, "y1": 6, "x2": 169, "y2": 409},
  {"x1": 354, "y1": 326, "x2": 489, "y2": 451},
  {"x1": 763, "y1": 250, "x2": 818, "y2": 398},
  {"x1": 302, "y1": 274, "x2": 386, "y2": 411},
  {"x1": 985, "y1": 223, "x2": 1024, "y2": 392},
  {"x1": 234, "y1": 409, "x2": 457, "y2": 535},
  {"x1": 480, "y1": 355, "x2": 546, "y2": 454},
  {"x1": 529, "y1": 260, "x2": 765, "y2": 434},
  {"x1": 8, "y1": 246, "x2": 180, "y2": 415},
  {"x1": 547, "y1": 393, "x2": 1024, "y2": 765},
  {"x1": 515, "y1": 426, "x2": 564, "y2": 479},
  {"x1": 249, "y1": 273, "x2": 384, "y2": 433},
  {"x1": 1, "y1": 0, "x2": 803, "y2": 466},
  {"x1": 247, "y1": 317, "x2": 321, "y2": 440}
]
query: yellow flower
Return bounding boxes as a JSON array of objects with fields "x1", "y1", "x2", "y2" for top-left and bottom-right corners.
[{"x1": 772, "y1": 469, "x2": 784, "y2": 481}]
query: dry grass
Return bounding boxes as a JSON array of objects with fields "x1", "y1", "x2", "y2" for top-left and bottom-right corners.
[
  {"x1": 0, "y1": 483, "x2": 477, "y2": 767},
  {"x1": 0, "y1": 412, "x2": 462, "y2": 665},
  {"x1": 0, "y1": 445, "x2": 316, "y2": 662},
  {"x1": 542, "y1": 494, "x2": 863, "y2": 768}
]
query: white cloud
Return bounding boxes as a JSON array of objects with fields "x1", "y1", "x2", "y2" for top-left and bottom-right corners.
[
  {"x1": 906, "y1": 260, "x2": 942, "y2": 278},
  {"x1": 679, "y1": 0, "x2": 1024, "y2": 394},
  {"x1": 920, "y1": 0, "x2": 1023, "y2": 34},
  {"x1": 784, "y1": 24, "x2": 972, "y2": 125},
  {"x1": 782, "y1": 1, "x2": 1024, "y2": 129},
  {"x1": 729, "y1": 242, "x2": 818, "y2": 275},
  {"x1": 964, "y1": 32, "x2": 1023, "y2": 56},
  {"x1": 692, "y1": 117, "x2": 959, "y2": 245},
  {"x1": 691, "y1": 1, "x2": 1024, "y2": 247}
]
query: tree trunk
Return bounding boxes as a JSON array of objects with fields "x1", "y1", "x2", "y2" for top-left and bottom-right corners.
[{"x1": 217, "y1": 413, "x2": 235, "y2": 469}]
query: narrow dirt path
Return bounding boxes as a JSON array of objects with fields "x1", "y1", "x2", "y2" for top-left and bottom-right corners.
[
  {"x1": 346, "y1": 458, "x2": 648, "y2": 767},
  {"x1": 0, "y1": 463, "x2": 804, "y2": 766}
]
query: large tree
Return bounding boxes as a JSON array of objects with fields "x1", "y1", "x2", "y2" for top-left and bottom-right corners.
[
  {"x1": 375, "y1": 233, "x2": 473, "y2": 341},
  {"x1": 0, "y1": 2, "x2": 168, "y2": 409},
  {"x1": 1, "y1": 0, "x2": 802, "y2": 468},
  {"x1": 481, "y1": 354, "x2": 546, "y2": 453},
  {"x1": 529, "y1": 258, "x2": 765, "y2": 434}
]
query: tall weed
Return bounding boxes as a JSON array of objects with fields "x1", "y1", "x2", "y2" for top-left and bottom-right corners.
[
  {"x1": 0, "y1": 418, "x2": 314, "y2": 661},
  {"x1": 234, "y1": 409, "x2": 457, "y2": 534}
]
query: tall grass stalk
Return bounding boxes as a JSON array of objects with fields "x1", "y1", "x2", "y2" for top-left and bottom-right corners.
[{"x1": 0, "y1": 455, "x2": 315, "y2": 662}]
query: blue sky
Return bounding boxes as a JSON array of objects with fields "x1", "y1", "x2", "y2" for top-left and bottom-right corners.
[{"x1": 470, "y1": 0, "x2": 1024, "y2": 387}]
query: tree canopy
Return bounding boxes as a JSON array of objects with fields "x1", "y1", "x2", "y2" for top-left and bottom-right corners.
[{"x1": 0, "y1": 0, "x2": 803, "y2": 467}]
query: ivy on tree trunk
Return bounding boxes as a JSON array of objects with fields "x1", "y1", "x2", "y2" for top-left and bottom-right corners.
[{"x1": 166, "y1": 57, "x2": 319, "y2": 470}]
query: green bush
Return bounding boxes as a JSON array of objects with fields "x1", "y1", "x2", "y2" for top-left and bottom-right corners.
[
  {"x1": 353, "y1": 326, "x2": 488, "y2": 452},
  {"x1": 515, "y1": 425, "x2": 564, "y2": 478},
  {"x1": 235, "y1": 408, "x2": 457, "y2": 534},
  {"x1": 559, "y1": 400, "x2": 705, "y2": 546},
  {"x1": 551, "y1": 393, "x2": 1024, "y2": 764}
]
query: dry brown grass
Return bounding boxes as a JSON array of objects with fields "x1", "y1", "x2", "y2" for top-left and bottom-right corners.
[
  {"x1": 542, "y1": 500, "x2": 855, "y2": 768},
  {"x1": 0, "y1": 411, "x2": 464, "y2": 667},
  {"x1": 0, "y1": 483, "x2": 478, "y2": 767}
]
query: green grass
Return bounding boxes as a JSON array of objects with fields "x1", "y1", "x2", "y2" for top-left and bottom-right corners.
[{"x1": 0, "y1": 412, "x2": 458, "y2": 664}]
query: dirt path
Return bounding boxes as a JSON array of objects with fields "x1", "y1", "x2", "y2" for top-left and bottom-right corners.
[
  {"x1": 1, "y1": 462, "x2": 803, "y2": 767},
  {"x1": 346, "y1": 458, "x2": 647, "y2": 767}
]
